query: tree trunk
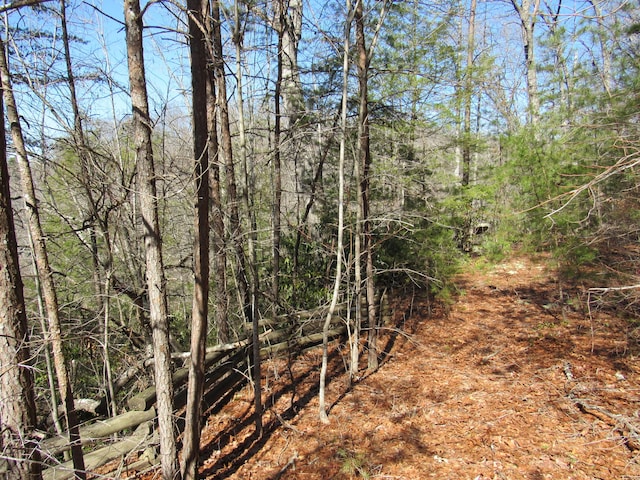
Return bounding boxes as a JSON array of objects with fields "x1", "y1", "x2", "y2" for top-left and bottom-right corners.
[
  {"x1": 59, "y1": 0, "x2": 117, "y2": 419},
  {"x1": 319, "y1": 0, "x2": 352, "y2": 423},
  {"x1": 0, "y1": 34, "x2": 86, "y2": 479},
  {"x1": 233, "y1": 0, "x2": 263, "y2": 438},
  {"x1": 206, "y1": 25, "x2": 228, "y2": 345},
  {"x1": 587, "y1": 0, "x2": 613, "y2": 96},
  {"x1": 275, "y1": 0, "x2": 304, "y2": 221},
  {"x1": 181, "y1": 0, "x2": 210, "y2": 477},
  {"x1": 123, "y1": 2, "x2": 178, "y2": 478},
  {"x1": 212, "y1": 0, "x2": 261, "y2": 435},
  {"x1": 273, "y1": 1, "x2": 283, "y2": 312},
  {"x1": 355, "y1": 0, "x2": 386, "y2": 373},
  {"x1": 0, "y1": 88, "x2": 42, "y2": 480},
  {"x1": 510, "y1": 0, "x2": 541, "y2": 125},
  {"x1": 352, "y1": 0, "x2": 366, "y2": 381},
  {"x1": 462, "y1": 0, "x2": 476, "y2": 187}
]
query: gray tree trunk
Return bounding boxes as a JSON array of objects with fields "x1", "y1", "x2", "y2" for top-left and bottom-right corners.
[
  {"x1": 0, "y1": 88, "x2": 42, "y2": 480},
  {"x1": 123, "y1": 2, "x2": 178, "y2": 478},
  {"x1": 319, "y1": 0, "x2": 352, "y2": 423},
  {"x1": 181, "y1": 0, "x2": 210, "y2": 477},
  {"x1": 511, "y1": 0, "x2": 541, "y2": 125},
  {"x1": 0, "y1": 33, "x2": 86, "y2": 479}
]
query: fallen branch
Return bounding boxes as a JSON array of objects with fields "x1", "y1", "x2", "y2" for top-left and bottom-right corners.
[
  {"x1": 588, "y1": 284, "x2": 640, "y2": 293},
  {"x1": 41, "y1": 409, "x2": 156, "y2": 456},
  {"x1": 42, "y1": 421, "x2": 153, "y2": 480},
  {"x1": 274, "y1": 451, "x2": 297, "y2": 480},
  {"x1": 571, "y1": 397, "x2": 640, "y2": 450}
]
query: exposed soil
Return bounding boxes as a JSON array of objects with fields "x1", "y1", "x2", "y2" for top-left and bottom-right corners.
[{"x1": 135, "y1": 255, "x2": 640, "y2": 479}]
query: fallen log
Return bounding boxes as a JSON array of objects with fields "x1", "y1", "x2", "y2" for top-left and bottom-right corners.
[
  {"x1": 127, "y1": 348, "x2": 233, "y2": 411},
  {"x1": 260, "y1": 326, "x2": 346, "y2": 357},
  {"x1": 173, "y1": 347, "x2": 251, "y2": 411},
  {"x1": 41, "y1": 409, "x2": 156, "y2": 456},
  {"x1": 127, "y1": 325, "x2": 342, "y2": 412},
  {"x1": 42, "y1": 421, "x2": 153, "y2": 480},
  {"x1": 35, "y1": 307, "x2": 350, "y2": 479},
  {"x1": 242, "y1": 304, "x2": 349, "y2": 331}
]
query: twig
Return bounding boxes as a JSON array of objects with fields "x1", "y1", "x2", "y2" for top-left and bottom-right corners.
[
  {"x1": 588, "y1": 284, "x2": 640, "y2": 293},
  {"x1": 274, "y1": 451, "x2": 297, "y2": 479},
  {"x1": 571, "y1": 397, "x2": 640, "y2": 450},
  {"x1": 274, "y1": 412, "x2": 302, "y2": 434}
]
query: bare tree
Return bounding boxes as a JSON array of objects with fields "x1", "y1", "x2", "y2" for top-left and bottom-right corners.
[
  {"x1": 586, "y1": 0, "x2": 614, "y2": 96},
  {"x1": 181, "y1": 0, "x2": 210, "y2": 477},
  {"x1": 208, "y1": 66, "x2": 228, "y2": 345},
  {"x1": 0, "y1": 31, "x2": 86, "y2": 479},
  {"x1": 0, "y1": 90, "x2": 42, "y2": 480},
  {"x1": 510, "y1": 0, "x2": 541, "y2": 124},
  {"x1": 319, "y1": 0, "x2": 353, "y2": 423},
  {"x1": 273, "y1": 0, "x2": 283, "y2": 312},
  {"x1": 123, "y1": 1, "x2": 178, "y2": 478},
  {"x1": 355, "y1": 0, "x2": 388, "y2": 373},
  {"x1": 462, "y1": 0, "x2": 477, "y2": 187},
  {"x1": 211, "y1": 0, "x2": 262, "y2": 435},
  {"x1": 59, "y1": 0, "x2": 118, "y2": 419},
  {"x1": 274, "y1": 0, "x2": 304, "y2": 221}
]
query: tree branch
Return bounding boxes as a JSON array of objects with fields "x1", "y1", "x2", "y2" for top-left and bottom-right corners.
[{"x1": 0, "y1": 0, "x2": 52, "y2": 13}]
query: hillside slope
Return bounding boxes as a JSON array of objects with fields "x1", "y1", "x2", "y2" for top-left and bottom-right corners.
[{"x1": 137, "y1": 255, "x2": 640, "y2": 479}]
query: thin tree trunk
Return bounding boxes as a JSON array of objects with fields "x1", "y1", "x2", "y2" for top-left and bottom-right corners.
[
  {"x1": 211, "y1": 0, "x2": 261, "y2": 435},
  {"x1": 181, "y1": 1, "x2": 210, "y2": 477},
  {"x1": 123, "y1": 2, "x2": 178, "y2": 478},
  {"x1": 59, "y1": 0, "x2": 117, "y2": 419},
  {"x1": 275, "y1": 0, "x2": 303, "y2": 220},
  {"x1": 233, "y1": 0, "x2": 262, "y2": 437},
  {"x1": 510, "y1": 0, "x2": 541, "y2": 125},
  {"x1": 462, "y1": 0, "x2": 476, "y2": 187},
  {"x1": 208, "y1": 72, "x2": 228, "y2": 345},
  {"x1": 355, "y1": 0, "x2": 387, "y2": 373},
  {"x1": 319, "y1": 0, "x2": 352, "y2": 424},
  {"x1": 273, "y1": 1, "x2": 283, "y2": 312},
  {"x1": 587, "y1": 0, "x2": 613, "y2": 96},
  {"x1": 0, "y1": 34, "x2": 86, "y2": 479},
  {"x1": 0, "y1": 87, "x2": 42, "y2": 480},
  {"x1": 351, "y1": 0, "x2": 365, "y2": 382}
]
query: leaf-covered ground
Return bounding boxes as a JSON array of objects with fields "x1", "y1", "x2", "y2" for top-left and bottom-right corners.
[{"x1": 136, "y1": 255, "x2": 640, "y2": 479}]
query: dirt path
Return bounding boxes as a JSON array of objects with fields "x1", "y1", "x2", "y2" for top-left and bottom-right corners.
[{"x1": 137, "y1": 256, "x2": 640, "y2": 479}]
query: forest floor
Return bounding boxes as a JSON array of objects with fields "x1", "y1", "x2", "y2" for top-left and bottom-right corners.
[{"x1": 141, "y1": 254, "x2": 640, "y2": 479}]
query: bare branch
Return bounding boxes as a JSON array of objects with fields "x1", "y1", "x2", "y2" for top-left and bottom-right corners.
[{"x1": 0, "y1": 0, "x2": 52, "y2": 13}]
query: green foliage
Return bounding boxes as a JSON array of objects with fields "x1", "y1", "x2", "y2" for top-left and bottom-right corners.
[
  {"x1": 495, "y1": 126, "x2": 596, "y2": 250},
  {"x1": 279, "y1": 230, "x2": 333, "y2": 310},
  {"x1": 376, "y1": 216, "x2": 462, "y2": 300},
  {"x1": 337, "y1": 448, "x2": 372, "y2": 479}
]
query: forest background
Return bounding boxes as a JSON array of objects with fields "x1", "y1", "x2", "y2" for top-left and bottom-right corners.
[{"x1": 0, "y1": 0, "x2": 639, "y2": 478}]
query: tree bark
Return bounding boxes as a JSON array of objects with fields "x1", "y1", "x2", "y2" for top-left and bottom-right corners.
[
  {"x1": 462, "y1": 0, "x2": 476, "y2": 187},
  {"x1": 319, "y1": 0, "x2": 352, "y2": 423},
  {"x1": 123, "y1": 2, "x2": 178, "y2": 478},
  {"x1": 510, "y1": 0, "x2": 541, "y2": 125},
  {"x1": 355, "y1": 0, "x2": 386, "y2": 373},
  {"x1": 273, "y1": 0, "x2": 283, "y2": 312},
  {"x1": 181, "y1": 0, "x2": 210, "y2": 477},
  {"x1": 59, "y1": 0, "x2": 118, "y2": 419},
  {"x1": 211, "y1": 0, "x2": 262, "y2": 435},
  {"x1": 0, "y1": 84, "x2": 42, "y2": 480},
  {"x1": 273, "y1": 0, "x2": 304, "y2": 228},
  {"x1": 352, "y1": 0, "x2": 366, "y2": 381},
  {"x1": 0, "y1": 33, "x2": 86, "y2": 479},
  {"x1": 208, "y1": 57, "x2": 228, "y2": 345}
]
